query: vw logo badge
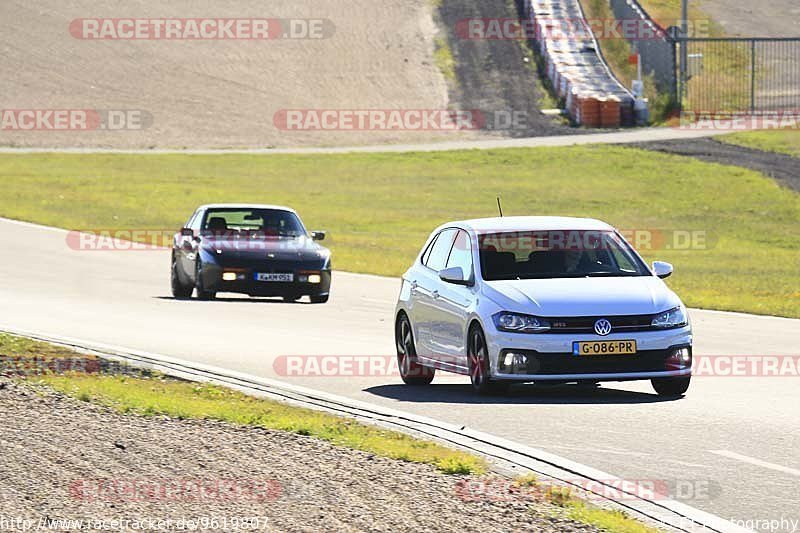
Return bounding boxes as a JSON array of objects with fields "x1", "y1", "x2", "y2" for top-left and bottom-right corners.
[{"x1": 594, "y1": 318, "x2": 612, "y2": 336}]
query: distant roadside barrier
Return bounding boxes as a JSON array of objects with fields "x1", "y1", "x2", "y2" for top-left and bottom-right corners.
[{"x1": 523, "y1": 0, "x2": 634, "y2": 127}]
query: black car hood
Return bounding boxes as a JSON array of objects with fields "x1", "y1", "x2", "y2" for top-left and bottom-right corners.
[{"x1": 201, "y1": 235, "x2": 328, "y2": 263}]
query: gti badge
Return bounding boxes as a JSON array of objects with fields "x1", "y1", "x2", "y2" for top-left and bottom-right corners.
[{"x1": 594, "y1": 318, "x2": 612, "y2": 336}]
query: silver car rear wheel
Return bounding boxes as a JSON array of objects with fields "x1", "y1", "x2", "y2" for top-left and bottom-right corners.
[{"x1": 395, "y1": 314, "x2": 435, "y2": 385}]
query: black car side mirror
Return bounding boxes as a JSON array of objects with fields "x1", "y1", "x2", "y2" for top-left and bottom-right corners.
[
  {"x1": 180, "y1": 228, "x2": 193, "y2": 237},
  {"x1": 311, "y1": 231, "x2": 326, "y2": 241}
]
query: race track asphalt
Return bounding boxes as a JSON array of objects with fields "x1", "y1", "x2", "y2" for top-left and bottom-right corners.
[{"x1": 0, "y1": 217, "x2": 798, "y2": 531}]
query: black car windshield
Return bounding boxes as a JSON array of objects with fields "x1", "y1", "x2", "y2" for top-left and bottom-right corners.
[
  {"x1": 479, "y1": 230, "x2": 649, "y2": 280},
  {"x1": 202, "y1": 208, "x2": 306, "y2": 238}
]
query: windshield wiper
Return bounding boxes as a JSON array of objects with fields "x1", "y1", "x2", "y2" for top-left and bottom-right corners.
[{"x1": 584, "y1": 271, "x2": 641, "y2": 277}]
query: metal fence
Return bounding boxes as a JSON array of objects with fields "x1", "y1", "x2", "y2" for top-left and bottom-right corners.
[{"x1": 679, "y1": 37, "x2": 800, "y2": 113}]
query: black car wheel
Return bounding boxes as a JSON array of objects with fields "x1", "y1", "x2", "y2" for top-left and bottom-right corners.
[
  {"x1": 309, "y1": 294, "x2": 329, "y2": 304},
  {"x1": 395, "y1": 314, "x2": 434, "y2": 385},
  {"x1": 195, "y1": 260, "x2": 216, "y2": 301},
  {"x1": 651, "y1": 376, "x2": 691, "y2": 397},
  {"x1": 468, "y1": 325, "x2": 508, "y2": 395},
  {"x1": 171, "y1": 254, "x2": 193, "y2": 298}
]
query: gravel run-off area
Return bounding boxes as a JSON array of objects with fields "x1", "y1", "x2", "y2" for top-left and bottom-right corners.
[{"x1": 0, "y1": 377, "x2": 604, "y2": 533}]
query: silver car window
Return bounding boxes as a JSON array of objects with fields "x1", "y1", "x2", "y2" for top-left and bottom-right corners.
[
  {"x1": 425, "y1": 229, "x2": 457, "y2": 272},
  {"x1": 445, "y1": 230, "x2": 473, "y2": 278}
]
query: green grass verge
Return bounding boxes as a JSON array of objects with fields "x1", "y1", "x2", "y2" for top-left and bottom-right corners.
[
  {"x1": 633, "y1": 0, "x2": 720, "y2": 35},
  {"x1": 1, "y1": 147, "x2": 799, "y2": 317},
  {"x1": 566, "y1": 500, "x2": 661, "y2": 533},
  {"x1": 720, "y1": 129, "x2": 800, "y2": 158},
  {"x1": 0, "y1": 333, "x2": 85, "y2": 358},
  {"x1": 517, "y1": 475, "x2": 662, "y2": 533},
  {"x1": 434, "y1": 36, "x2": 457, "y2": 83},
  {"x1": 0, "y1": 333, "x2": 485, "y2": 475}
]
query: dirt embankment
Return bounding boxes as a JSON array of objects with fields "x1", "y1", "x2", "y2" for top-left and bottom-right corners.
[
  {"x1": 0, "y1": 378, "x2": 601, "y2": 532},
  {"x1": 436, "y1": 0, "x2": 573, "y2": 137},
  {"x1": 0, "y1": 0, "x2": 567, "y2": 149},
  {"x1": 0, "y1": 0, "x2": 452, "y2": 149}
]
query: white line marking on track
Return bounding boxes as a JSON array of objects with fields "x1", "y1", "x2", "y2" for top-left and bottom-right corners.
[
  {"x1": 709, "y1": 450, "x2": 800, "y2": 477},
  {"x1": 545, "y1": 444, "x2": 652, "y2": 457},
  {"x1": 665, "y1": 460, "x2": 712, "y2": 469}
]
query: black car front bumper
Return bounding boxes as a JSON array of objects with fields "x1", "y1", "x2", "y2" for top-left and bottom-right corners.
[{"x1": 201, "y1": 265, "x2": 331, "y2": 298}]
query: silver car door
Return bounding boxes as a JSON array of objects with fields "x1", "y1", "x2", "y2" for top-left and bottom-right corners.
[
  {"x1": 413, "y1": 228, "x2": 457, "y2": 361},
  {"x1": 428, "y1": 229, "x2": 475, "y2": 371}
]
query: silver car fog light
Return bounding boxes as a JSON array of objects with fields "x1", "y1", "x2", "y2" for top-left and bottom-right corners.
[
  {"x1": 666, "y1": 347, "x2": 692, "y2": 370},
  {"x1": 502, "y1": 352, "x2": 529, "y2": 374}
]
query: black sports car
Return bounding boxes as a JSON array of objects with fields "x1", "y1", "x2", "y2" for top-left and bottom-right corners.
[{"x1": 171, "y1": 204, "x2": 331, "y2": 303}]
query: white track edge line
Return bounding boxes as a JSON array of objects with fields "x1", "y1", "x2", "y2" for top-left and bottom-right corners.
[{"x1": 709, "y1": 450, "x2": 800, "y2": 477}]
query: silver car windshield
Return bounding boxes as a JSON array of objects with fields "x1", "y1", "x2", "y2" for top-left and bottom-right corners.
[{"x1": 478, "y1": 230, "x2": 649, "y2": 280}]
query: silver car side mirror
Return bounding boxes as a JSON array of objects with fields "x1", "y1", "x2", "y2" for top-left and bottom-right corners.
[
  {"x1": 653, "y1": 261, "x2": 674, "y2": 279},
  {"x1": 439, "y1": 266, "x2": 472, "y2": 286}
]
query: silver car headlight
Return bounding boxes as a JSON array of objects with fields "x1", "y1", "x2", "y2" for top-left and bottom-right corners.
[
  {"x1": 493, "y1": 312, "x2": 551, "y2": 333},
  {"x1": 651, "y1": 306, "x2": 688, "y2": 329}
]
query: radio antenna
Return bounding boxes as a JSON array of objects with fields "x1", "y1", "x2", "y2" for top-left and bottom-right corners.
[{"x1": 496, "y1": 196, "x2": 504, "y2": 217}]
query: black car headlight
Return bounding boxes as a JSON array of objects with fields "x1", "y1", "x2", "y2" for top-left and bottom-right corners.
[
  {"x1": 199, "y1": 248, "x2": 220, "y2": 265},
  {"x1": 317, "y1": 250, "x2": 331, "y2": 270},
  {"x1": 493, "y1": 312, "x2": 551, "y2": 333},
  {"x1": 651, "y1": 306, "x2": 688, "y2": 329}
]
